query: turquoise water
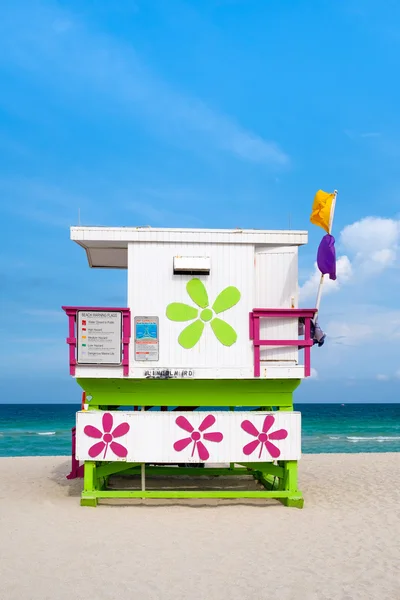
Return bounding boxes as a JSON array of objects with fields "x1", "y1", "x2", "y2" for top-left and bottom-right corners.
[{"x1": 0, "y1": 404, "x2": 399, "y2": 457}]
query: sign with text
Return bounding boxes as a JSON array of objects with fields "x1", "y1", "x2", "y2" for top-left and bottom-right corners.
[
  {"x1": 77, "y1": 311, "x2": 122, "y2": 365},
  {"x1": 144, "y1": 368, "x2": 194, "y2": 379},
  {"x1": 134, "y1": 316, "x2": 159, "y2": 361}
]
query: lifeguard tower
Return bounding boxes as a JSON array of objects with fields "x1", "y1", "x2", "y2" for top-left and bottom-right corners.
[{"x1": 63, "y1": 226, "x2": 316, "y2": 507}]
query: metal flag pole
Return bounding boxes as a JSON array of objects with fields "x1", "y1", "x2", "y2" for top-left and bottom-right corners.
[{"x1": 313, "y1": 190, "x2": 338, "y2": 324}]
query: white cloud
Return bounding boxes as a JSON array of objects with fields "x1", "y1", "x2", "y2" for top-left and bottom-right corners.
[
  {"x1": 325, "y1": 306, "x2": 400, "y2": 347},
  {"x1": 309, "y1": 368, "x2": 319, "y2": 379},
  {"x1": 377, "y1": 371, "x2": 400, "y2": 381},
  {"x1": 376, "y1": 374, "x2": 389, "y2": 381},
  {"x1": 310, "y1": 305, "x2": 400, "y2": 380},
  {"x1": 0, "y1": 3, "x2": 288, "y2": 167},
  {"x1": 300, "y1": 216, "x2": 400, "y2": 301},
  {"x1": 340, "y1": 216, "x2": 400, "y2": 274},
  {"x1": 345, "y1": 130, "x2": 381, "y2": 139},
  {"x1": 300, "y1": 255, "x2": 352, "y2": 301},
  {"x1": 326, "y1": 321, "x2": 374, "y2": 345}
]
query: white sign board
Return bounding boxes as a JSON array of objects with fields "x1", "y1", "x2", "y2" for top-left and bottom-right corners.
[
  {"x1": 77, "y1": 311, "x2": 122, "y2": 365},
  {"x1": 134, "y1": 316, "x2": 159, "y2": 361},
  {"x1": 76, "y1": 410, "x2": 301, "y2": 463}
]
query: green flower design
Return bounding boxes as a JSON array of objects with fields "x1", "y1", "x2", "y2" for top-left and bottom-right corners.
[{"x1": 166, "y1": 278, "x2": 241, "y2": 349}]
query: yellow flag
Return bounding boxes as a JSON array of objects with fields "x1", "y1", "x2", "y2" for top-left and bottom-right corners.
[{"x1": 310, "y1": 190, "x2": 335, "y2": 233}]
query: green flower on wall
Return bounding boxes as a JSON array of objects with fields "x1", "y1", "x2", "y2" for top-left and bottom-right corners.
[{"x1": 166, "y1": 278, "x2": 241, "y2": 349}]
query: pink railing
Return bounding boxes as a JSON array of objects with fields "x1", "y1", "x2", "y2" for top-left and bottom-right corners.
[
  {"x1": 62, "y1": 306, "x2": 131, "y2": 376},
  {"x1": 249, "y1": 308, "x2": 317, "y2": 378}
]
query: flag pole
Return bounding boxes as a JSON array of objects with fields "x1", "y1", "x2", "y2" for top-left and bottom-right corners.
[{"x1": 313, "y1": 190, "x2": 338, "y2": 323}]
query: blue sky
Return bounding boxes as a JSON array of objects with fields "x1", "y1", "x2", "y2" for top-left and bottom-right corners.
[{"x1": 1, "y1": 0, "x2": 400, "y2": 403}]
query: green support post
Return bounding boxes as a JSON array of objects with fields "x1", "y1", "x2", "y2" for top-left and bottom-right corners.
[
  {"x1": 81, "y1": 461, "x2": 98, "y2": 507},
  {"x1": 282, "y1": 460, "x2": 304, "y2": 509}
]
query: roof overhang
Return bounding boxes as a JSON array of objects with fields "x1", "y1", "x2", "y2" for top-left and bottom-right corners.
[{"x1": 71, "y1": 226, "x2": 308, "y2": 269}]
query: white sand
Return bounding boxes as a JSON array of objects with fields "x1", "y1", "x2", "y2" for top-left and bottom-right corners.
[{"x1": 0, "y1": 454, "x2": 399, "y2": 600}]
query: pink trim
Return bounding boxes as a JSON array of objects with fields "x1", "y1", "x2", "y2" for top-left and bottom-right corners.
[
  {"x1": 304, "y1": 315, "x2": 311, "y2": 377},
  {"x1": 62, "y1": 306, "x2": 128, "y2": 312},
  {"x1": 257, "y1": 339, "x2": 313, "y2": 346},
  {"x1": 66, "y1": 427, "x2": 84, "y2": 479},
  {"x1": 254, "y1": 344, "x2": 261, "y2": 377},
  {"x1": 253, "y1": 314, "x2": 260, "y2": 377},
  {"x1": 122, "y1": 310, "x2": 131, "y2": 377},
  {"x1": 249, "y1": 312, "x2": 254, "y2": 340},
  {"x1": 62, "y1": 306, "x2": 131, "y2": 377},
  {"x1": 252, "y1": 308, "x2": 316, "y2": 318},
  {"x1": 249, "y1": 308, "x2": 317, "y2": 378},
  {"x1": 65, "y1": 309, "x2": 77, "y2": 376}
]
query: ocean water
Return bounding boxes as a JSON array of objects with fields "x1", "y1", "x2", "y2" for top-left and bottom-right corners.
[{"x1": 0, "y1": 404, "x2": 399, "y2": 457}]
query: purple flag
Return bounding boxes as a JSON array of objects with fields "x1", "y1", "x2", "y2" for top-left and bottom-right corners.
[{"x1": 317, "y1": 234, "x2": 336, "y2": 280}]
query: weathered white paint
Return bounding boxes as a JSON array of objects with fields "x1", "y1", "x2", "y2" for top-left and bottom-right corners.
[
  {"x1": 173, "y1": 255, "x2": 211, "y2": 273},
  {"x1": 74, "y1": 365, "x2": 306, "y2": 379},
  {"x1": 70, "y1": 226, "x2": 308, "y2": 380},
  {"x1": 128, "y1": 241, "x2": 254, "y2": 378},
  {"x1": 72, "y1": 226, "x2": 308, "y2": 246},
  {"x1": 71, "y1": 228, "x2": 307, "y2": 269},
  {"x1": 74, "y1": 365, "x2": 124, "y2": 378},
  {"x1": 255, "y1": 246, "x2": 298, "y2": 364},
  {"x1": 76, "y1": 410, "x2": 301, "y2": 463}
]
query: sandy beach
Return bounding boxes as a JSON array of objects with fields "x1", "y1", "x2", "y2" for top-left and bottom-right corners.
[{"x1": 0, "y1": 454, "x2": 399, "y2": 600}]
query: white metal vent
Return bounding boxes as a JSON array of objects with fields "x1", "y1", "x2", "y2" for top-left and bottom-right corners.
[{"x1": 173, "y1": 256, "x2": 211, "y2": 275}]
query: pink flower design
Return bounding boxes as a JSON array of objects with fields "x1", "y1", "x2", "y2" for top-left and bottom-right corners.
[
  {"x1": 241, "y1": 415, "x2": 288, "y2": 459},
  {"x1": 84, "y1": 413, "x2": 130, "y2": 459},
  {"x1": 173, "y1": 414, "x2": 223, "y2": 460}
]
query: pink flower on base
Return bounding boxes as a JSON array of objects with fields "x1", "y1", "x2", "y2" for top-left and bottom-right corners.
[
  {"x1": 173, "y1": 414, "x2": 223, "y2": 460},
  {"x1": 241, "y1": 415, "x2": 288, "y2": 459},
  {"x1": 84, "y1": 413, "x2": 130, "y2": 459}
]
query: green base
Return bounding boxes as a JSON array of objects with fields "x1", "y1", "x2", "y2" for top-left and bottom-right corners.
[
  {"x1": 77, "y1": 378, "x2": 301, "y2": 409},
  {"x1": 76, "y1": 378, "x2": 303, "y2": 508},
  {"x1": 281, "y1": 496, "x2": 304, "y2": 509},
  {"x1": 81, "y1": 496, "x2": 98, "y2": 507},
  {"x1": 80, "y1": 461, "x2": 304, "y2": 508}
]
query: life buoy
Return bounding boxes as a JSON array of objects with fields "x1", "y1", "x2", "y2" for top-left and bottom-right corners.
[{"x1": 81, "y1": 391, "x2": 86, "y2": 411}]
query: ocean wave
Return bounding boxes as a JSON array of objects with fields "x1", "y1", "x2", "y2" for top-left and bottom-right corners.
[
  {"x1": 0, "y1": 430, "x2": 64, "y2": 437},
  {"x1": 347, "y1": 436, "x2": 400, "y2": 442},
  {"x1": 328, "y1": 436, "x2": 341, "y2": 440}
]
